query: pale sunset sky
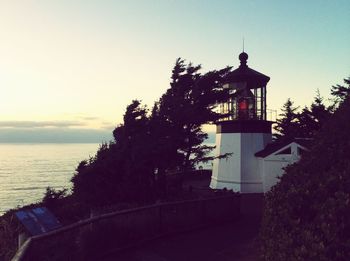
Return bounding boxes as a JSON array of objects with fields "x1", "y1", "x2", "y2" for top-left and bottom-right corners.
[{"x1": 0, "y1": 0, "x2": 349, "y2": 142}]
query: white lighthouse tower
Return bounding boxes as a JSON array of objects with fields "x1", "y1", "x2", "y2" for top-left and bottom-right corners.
[{"x1": 210, "y1": 52, "x2": 272, "y2": 193}]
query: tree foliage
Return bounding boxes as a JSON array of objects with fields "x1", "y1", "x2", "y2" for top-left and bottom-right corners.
[
  {"x1": 331, "y1": 76, "x2": 350, "y2": 103},
  {"x1": 261, "y1": 77, "x2": 350, "y2": 260},
  {"x1": 274, "y1": 90, "x2": 332, "y2": 141},
  {"x1": 152, "y1": 58, "x2": 231, "y2": 171},
  {"x1": 274, "y1": 98, "x2": 300, "y2": 140},
  {"x1": 71, "y1": 59, "x2": 231, "y2": 206},
  {"x1": 71, "y1": 100, "x2": 155, "y2": 206},
  {"x1": 42, "y1": 187, "x2": 68, "y2": 208}
]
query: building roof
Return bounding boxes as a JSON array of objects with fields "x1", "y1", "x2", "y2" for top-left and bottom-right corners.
[
  {"x1": 225, "y1": 52, "x2": 270, "y2": 88},
  {"x1": 255, "y1": 138, "x2": 312, "y2": 158}
]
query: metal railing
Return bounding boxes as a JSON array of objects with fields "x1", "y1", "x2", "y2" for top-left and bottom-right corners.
[
  {"x1": 218, "y1": 108, "x2": 277, "y2": 122},
  {"x1": 12, "y1": 195, "x2": 239, "y2": 261}
]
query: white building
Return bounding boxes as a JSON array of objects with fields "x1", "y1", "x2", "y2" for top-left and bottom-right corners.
[
  {"x1": 255, "y1": 139, "x2": 309, "y2": 192},
  {"x1": 210, "y1": 52, "x2": 309, "y2": 193}
]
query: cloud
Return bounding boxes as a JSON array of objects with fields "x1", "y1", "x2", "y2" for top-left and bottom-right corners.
[
  {"x1": 101, "y1": 125, "x2": 117, "y2": 131},
  {"x1": 0, "y1": 121, "x2": 86, "y2": 128},
  {"x1": 79, "y1": 116, "x2": 100, "y2": 121},
  {"x1": 100, "y1": 121, "x2": 117, "y2": 130},
  {"x1": 0, "y1": 127, "x2": 113, "y2": 143}
]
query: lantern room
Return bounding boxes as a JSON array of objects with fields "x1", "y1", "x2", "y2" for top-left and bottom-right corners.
[{"x1": 219, "y1": 52, "x2": 270, "y2": 121}]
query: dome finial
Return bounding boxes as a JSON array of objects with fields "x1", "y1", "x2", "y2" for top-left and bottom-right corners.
[{"x1": 239, "y1": 51, "x2": 248, "y2": 66}]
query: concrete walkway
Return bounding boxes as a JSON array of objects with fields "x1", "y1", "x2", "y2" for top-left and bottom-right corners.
[{"x1": 103, "y1": 194, "x2": 263, "y2": 261}]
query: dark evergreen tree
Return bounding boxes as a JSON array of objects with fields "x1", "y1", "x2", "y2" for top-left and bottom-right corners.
[
  {"x1": 298, "y1": 90, "x2": 331, "y2": 139},
  {"x1": 309, "y1": 90, "x2": 331, "y2": 132},
  {"x1": 275, "y1": 91, "x2": 332, "y2": 141},
  {"x1": 72, "y1": 100, "x2": 155, "y2": 206},
  {"x1": 274, "y1": 98, "x2": 300, "y2": 141},
  {"x1": 152, "y1": 58, "x2": 231, "y2": 173},
  {"x1": 112, "y1": 100, "x2": 154, "y2": 196},
  {"x1": 331, "y1": 76, "x2": 350, "y2": 102},
  {"x1": 297, "y1": 106, "x2": 314, "y2": 138},
  {"x1": 71, "y1": 59, "x2": 232, "y2": 205}
]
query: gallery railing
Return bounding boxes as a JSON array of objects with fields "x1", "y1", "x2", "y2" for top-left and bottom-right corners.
[
  {"x1": 12, "y1": 195, "x2": 239, "y2": 261},
  {"x1": 218, "y1": 108, "x2": 277, "y2": 122}
]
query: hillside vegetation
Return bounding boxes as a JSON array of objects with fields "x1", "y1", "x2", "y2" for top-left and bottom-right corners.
[{"x1": 261, "y1": 78, "x2": 350, "y2": 260}]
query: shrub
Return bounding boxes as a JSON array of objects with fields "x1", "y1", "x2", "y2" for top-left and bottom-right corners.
[
  {"x1": 42, "y1": 187, "x2": 67, "y2": 209},
  {"x1": 261, "y1": 98, "x2": 350, "y2": 260}
]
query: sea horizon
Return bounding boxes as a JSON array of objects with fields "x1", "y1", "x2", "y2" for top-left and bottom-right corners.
[{"x1": 0, "y1": 143, "x2": 100, "y2": 215}]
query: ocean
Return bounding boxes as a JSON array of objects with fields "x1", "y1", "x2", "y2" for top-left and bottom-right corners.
[{"x1": 0, "y1": 143, "x2": 99, "y2": 215}]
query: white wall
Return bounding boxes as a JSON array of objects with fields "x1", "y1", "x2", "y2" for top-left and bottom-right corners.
[
  {"x1": 261, "y1": 142, "x2": 304, "y2": 192},
  {"x1": 211, "y1": 133, "x2": 241, "y2": 191},
  {"x1": 210, "y1": 132, "x2": 272, "y2": 193},
  {"x1": 240, "y1": 133, "x2": 271, "y2": 193}
]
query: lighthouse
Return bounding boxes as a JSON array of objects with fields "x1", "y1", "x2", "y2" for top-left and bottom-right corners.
[{"x1": 210, "y1": 52, "x2": 272, "y2": 193}]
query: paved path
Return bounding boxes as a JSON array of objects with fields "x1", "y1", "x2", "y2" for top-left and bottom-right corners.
[{"x1": 102, "y1": 213, "x2": 261, "y2": 261}]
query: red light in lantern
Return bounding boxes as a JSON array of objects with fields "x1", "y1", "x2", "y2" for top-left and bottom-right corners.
[{"x1": 239, "y1": 100, "x2": 248, "y2": 110}]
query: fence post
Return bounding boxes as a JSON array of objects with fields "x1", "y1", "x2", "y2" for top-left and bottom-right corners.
[{"x1": 18, "y1": 232, "x2": 28, "y2": 249}]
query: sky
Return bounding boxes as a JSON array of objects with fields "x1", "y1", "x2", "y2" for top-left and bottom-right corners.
[{"x1": 0, "y1": 0, "x2": 349, "y2": 142}]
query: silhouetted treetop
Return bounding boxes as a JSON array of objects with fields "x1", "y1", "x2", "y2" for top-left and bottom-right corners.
[
  {"x1": 153, "y1": 58, "x2": 231, "y2": 171},
  {"x1": 331, "y1": 76, "x2": 350, "y2": 102},
  {"x1": 274, "y1": 98, "x2": 300, "y2": 141},
  {"x1": 274, "y1": 90, "x2": 332, "y2": 141}
]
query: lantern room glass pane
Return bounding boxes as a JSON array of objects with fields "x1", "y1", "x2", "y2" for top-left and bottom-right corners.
[{"x1": 218, "y1": 85, "x2": 267, "y2": 121}]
